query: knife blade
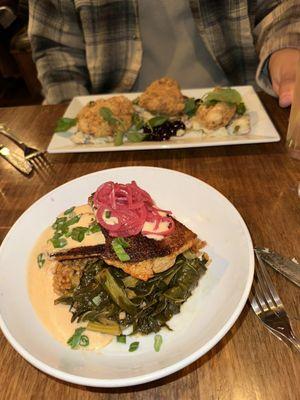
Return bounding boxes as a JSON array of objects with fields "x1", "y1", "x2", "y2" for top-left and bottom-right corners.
[
  {"x1": 0, "y1": 144, "x2": 32, "y2": 175},
  {"x1": 255, "y1": 247, "x2": 300, "y2": 287}
]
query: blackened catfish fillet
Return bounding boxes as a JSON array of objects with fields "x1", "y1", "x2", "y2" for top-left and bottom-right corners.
[{"x1": 50, "y1": 219, "x2": 204, "y2": 281}]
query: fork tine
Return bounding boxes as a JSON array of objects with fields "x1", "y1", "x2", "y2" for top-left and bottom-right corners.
[
  {"x1": 255, "y1": 251, "x2": 283, "y2": 309},
  {"x1": 251, "y1": 279, "x2": 269, "y2": 313}
]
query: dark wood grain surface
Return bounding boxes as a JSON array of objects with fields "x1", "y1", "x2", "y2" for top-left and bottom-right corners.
[{"x1": 0, "y1": 93, "x2": 299, "y2": 400}]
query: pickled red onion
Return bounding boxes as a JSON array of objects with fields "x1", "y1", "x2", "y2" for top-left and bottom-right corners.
[{"x1": 93, "y1": 181, "x2": 175, "y2": 238}]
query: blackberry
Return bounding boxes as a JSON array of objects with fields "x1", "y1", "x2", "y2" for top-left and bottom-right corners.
[{"x1": 144, "y1": 120, "x2": 186, "y2": 141}]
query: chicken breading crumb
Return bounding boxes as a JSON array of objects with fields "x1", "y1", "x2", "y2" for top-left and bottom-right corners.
[
  {"x1": 139, "y1": 77, "x2": 185, "y2": 116},
  {"x1": 77, "y1": 95, "x2": 133, "y2": 137}
]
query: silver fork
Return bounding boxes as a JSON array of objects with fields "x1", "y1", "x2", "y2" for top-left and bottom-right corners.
[
  {"x1": 0, "y1": 123, "x2": 43, "y2": 160},
  {"x1": 0, "y1": 123, "x2": 56, "y2": 182},
  {"x1": 250, "y1": 250, "x2": 300, "y2": 353}
]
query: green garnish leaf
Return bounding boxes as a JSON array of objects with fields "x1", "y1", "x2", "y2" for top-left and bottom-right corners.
[
  {"x1": 54, "y1": 117, "x2": 77, "y2": 132},
  {"x1": 129, "y1": 341, "x2": 139, "y2": 352},
  {"x1": 126, "y1": 130, "x2": 148, "y2": 143},
  {"x1": 79, "y1": 335, "x2": 89, "y2": 347},
  {"x1": 105, "y1": 210, "x2": 111, "y2": 218},
  {"x1": 67, "y1": 327, "x2": 87, "y2": 349},
  {"x1": 71, "y1": 227, "x2": 89, "y2": 242},
  {"x1": 154, "y1": 334, "x2": 163, "y2": 352},
  {"x1": 89, "y1": 222, "x2": 101, "y2": 233},
  {"x1": 203, "y1": 88, "x2": 242, "y2": 106},
  {"x1": 114, "y1": 131, "x2": 124, "y2": 146},
  {"x1": 37, "y1": 253, "x2": 46, "y2": 268},
  {"x1": 184, "y1": 97, "x2": 197, "y2": 117},
  {"x1": 236, "y1": 102, "x2": 246, "y2": 115},
  {"x1": 64, "y1": 206, "x2": 75, "y2": 215},
  {"x1": 99, "y1": 107, "x2": 118, "y2": 125},
  {"x1": 50, "y1": 237, "x2": 67, "y2": 248},
  {"x1": 117, "y1": 335, "x2": 127, "y2": 344},
  {"x1": 148, "y1": 116, "x2": 168, "y2": 128},
  {"x1": 132, "y1": 112, "x2": 144, "y2": 129},
  {"x1": 112, "y1": 238, "x2": 130, "y2": 261}
]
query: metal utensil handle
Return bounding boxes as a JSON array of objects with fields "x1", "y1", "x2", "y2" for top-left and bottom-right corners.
[
  {"x1": 269, "y1": 326, "x2": 300, "y2": 353},
  {"x1": 0, "y1": 127, "x2": 25, "y2": 147}
]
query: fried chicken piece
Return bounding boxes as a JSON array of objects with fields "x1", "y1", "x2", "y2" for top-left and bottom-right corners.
[
  {"x1": 193, "y1": 101, "x2": 236, "y2": 130},
  {"x1": 139, "y1": 77, "x2": 185, "y2": 116},
  {"x1": 77, "y1": 96, "x2": 134, "y2": 137}
]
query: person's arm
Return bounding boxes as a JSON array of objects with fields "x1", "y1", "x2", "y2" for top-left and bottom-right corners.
[
  {"x1": 254, "y1": 0, "x2": 300, "y2": 107},
  {"x1": 28, "y1": 0, "x2": 90, "y2": 104}
]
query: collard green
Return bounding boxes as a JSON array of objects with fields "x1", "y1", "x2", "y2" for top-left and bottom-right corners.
[{"x1": 55, "y1": 254, "x2": 208, "y2": 335}]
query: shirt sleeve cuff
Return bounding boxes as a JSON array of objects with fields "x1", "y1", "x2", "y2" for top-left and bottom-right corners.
[{"x1": 256, "y1": 34, "x2": 300, "y2": 96}]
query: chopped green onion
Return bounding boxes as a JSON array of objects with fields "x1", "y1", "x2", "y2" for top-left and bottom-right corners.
[
  {"x1": 154, "y1": 334, "x2": 163, "y2": 352},
  {"x1": 89, "y1": 222, "x2": 101, "y2": 233},
  {"x1": 67, "y1": 327, "x2": 87, "y2": 349},
  {"x1": 66, "y1": 215, "x2": 81, "y2": 226},
  {"x1": 52, "y1": 217, "x2": 67, "y2": 230},
  {"x1": 105, "y1": 210, "x2": 111, "y2": 218},
  {"x1": 129, "y1": 341, "x2": 139, "y2": 352},
  {"x1": 112, "y1": 238, "x2": 130, "y2": 261},
  {"x1": 50, "y1": 237, "x2": 67, "y2": 248},
  {"x1": 37, "y1": 253, "x2": 46, "y2": 268},
  {"x1": 117, "y1": 335, "x2": 127, "y2": 344},
  {"x1": 115, "y1": 237, "x2": 129, "y2": 248},
  {"x1": 71, "y1": 227, "x2": 89, "y2": 242},
  {"x1": 79, "y1": 335, "x2": 89, "y2": 347},
  {"x1": 64, "y1": 206, "x2": 75, "y2": 215}
]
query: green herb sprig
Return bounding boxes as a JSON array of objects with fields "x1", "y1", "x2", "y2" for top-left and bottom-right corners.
[
  {"x1": 99, "y1": 107, "x2": 127, "y2": 146},
  {"x1": 54, "y1": 118, "x2": 77, "y2": 132}
]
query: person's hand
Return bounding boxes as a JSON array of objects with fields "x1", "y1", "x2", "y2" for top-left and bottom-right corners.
[{"x1": 269, "y1": 48, "x2": 300, "y2": 108}]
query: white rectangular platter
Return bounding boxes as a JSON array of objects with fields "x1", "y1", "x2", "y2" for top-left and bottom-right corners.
[{"x1": 47, "y1": 86, "x2": 280, "y2": 153}]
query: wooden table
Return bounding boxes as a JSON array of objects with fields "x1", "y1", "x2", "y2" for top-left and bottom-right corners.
[{"x1": 0, "y1": 93, "x2": 299, "y2": 400}]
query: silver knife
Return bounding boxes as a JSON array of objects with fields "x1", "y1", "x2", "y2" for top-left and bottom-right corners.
[
  {"x1": 0, "y1": 144, "x2": 32, "y2": 175},
  {"x1": 255, "y1": 247, "x2": 300, "y2": 287}
]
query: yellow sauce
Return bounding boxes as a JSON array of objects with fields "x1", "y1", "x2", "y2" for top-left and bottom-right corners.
[{"x1": 27, "y1": 224, "x2": 112, "y2": 351}]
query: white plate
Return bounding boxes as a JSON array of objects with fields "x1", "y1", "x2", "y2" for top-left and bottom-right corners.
[
  {"x1": 0, "y1": 167, "x2": 254, "y2": 387},
  {"x1": 47, "y1": 86, "x2": 280, "y2": 153}
]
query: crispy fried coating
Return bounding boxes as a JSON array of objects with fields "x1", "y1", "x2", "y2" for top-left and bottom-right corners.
[
  {"x1": 193, "y1": 101, "x2": 236, "y2": 130},
  {"x1": 139, "y1": 77, "x2": 185, "y2": 116},
  {"x1": 77, "y1": 95, "x2": 133, "y2": 137}
]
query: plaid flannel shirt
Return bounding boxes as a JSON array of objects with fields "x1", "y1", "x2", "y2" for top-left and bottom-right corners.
[{"x1": 28, "y1": 0, "x2": 300, "y2": 104}]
